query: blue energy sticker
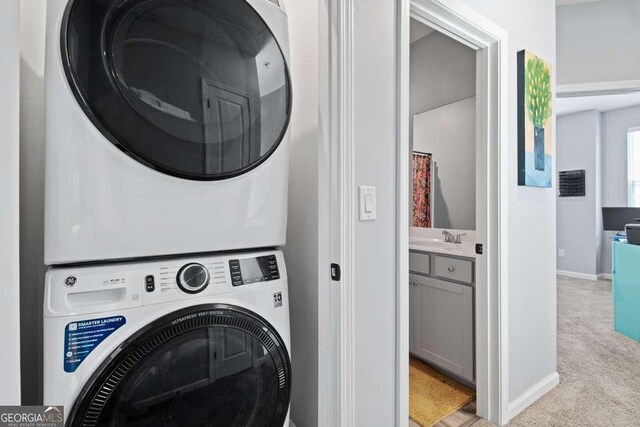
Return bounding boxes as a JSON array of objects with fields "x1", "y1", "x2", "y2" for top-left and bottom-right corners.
[{"x1": 64, "y1": 316, "x2": 126, "y2": 373}]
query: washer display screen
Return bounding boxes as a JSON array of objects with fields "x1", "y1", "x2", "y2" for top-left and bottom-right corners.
[{"x1": 229, "y1": 255, "x2": 280, "y2": 286}]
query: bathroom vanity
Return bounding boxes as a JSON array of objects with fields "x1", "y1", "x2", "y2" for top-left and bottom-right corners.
[{"x1": 409, "y1": 241, "x2": 475, "y2": 383}]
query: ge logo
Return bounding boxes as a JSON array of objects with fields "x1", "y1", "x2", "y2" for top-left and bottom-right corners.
[{"x1": 64, "y1": 276, "x2": 78, "y2": 287}]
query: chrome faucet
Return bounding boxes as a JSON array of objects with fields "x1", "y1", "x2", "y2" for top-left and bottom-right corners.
[
  {"x1": 442, "y1": 230, "x2": 455, "y2": 243},
  {"x1": 442, "y1": 230, "x2": 466, "y2": 244}
]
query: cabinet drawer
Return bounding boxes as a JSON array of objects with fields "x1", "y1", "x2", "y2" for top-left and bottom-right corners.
[
  {"x1": 409, "y1": 251, "x2": 431, "y2": 276},
  {"x1": 434, "y1": 256, "x2": 473, "y2": 284}
]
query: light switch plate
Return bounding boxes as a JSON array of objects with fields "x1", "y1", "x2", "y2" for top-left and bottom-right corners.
[{"x1": 358, "y1": 186, "x2": 376, "y2": 221}]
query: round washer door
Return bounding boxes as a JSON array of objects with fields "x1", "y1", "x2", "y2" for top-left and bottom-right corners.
[
  {"x1": 62, "y1": 0, "x2": 291, "y2": 180},
  {"x1": 66, "y1": 304, "x2": 291, "y2": 427}
]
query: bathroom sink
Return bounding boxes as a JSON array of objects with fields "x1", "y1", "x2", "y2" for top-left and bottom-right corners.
[
  {"x1": 409, "y1": 237, "x2": 442, "y2": 244},
  {"x1": 409, "y1": 238, "x2": 476, "y2": 258}
]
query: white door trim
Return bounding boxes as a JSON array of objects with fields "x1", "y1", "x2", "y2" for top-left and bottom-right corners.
[
  {"x1": 318, "y1": 0, "x2": 356, "y2": 425},
  {"x1": 398, "y1": 1, "x2": 509, "y2": 425}
]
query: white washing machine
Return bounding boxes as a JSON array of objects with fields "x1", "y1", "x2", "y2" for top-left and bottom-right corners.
[
  {"x1": 45, "y1": 0, "x2": 292, "y2": 265},
  {"x1": 43, "y1": 249, "x2": 291, "y2": 426}
]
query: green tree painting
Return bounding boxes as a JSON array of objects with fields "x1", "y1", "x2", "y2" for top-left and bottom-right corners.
[{"x1": 526, "y1": 56, "x2": 552, "y2": 171}]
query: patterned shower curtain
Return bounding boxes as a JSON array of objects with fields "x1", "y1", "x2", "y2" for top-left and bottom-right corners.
[{"x1": 412, "y1": 153, "x2": 432, "y2": 228}]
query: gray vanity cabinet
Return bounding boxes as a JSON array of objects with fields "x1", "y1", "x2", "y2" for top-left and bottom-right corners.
[{"x1": 409, "y1": 251, "x2": 475, "y2": 383}]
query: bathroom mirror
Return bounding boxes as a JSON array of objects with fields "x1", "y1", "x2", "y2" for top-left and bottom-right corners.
[
  {"x1": 411, "y1": 97, "x2": 476, "y2": 231},
  {"x1": 409, "y1": 16, "x2": 477, "y2": 231}
]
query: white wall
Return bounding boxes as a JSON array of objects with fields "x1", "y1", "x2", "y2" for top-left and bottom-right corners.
[
  {"x1": 601, "y1": 104, "x2": 640, "y2": 274},
  {"x1": 556, "y1": 111, "x2": 602, "y2": 276},
  {"x1": 20, "y1": 0, "x2": 48, "y2": 405},
  {"x1": 0, "y1": 0, "x2": 22, "y2": 405},
  {"x1": 282, "y1": 0, "x2": 319, "y2": 424},
  {"x1": 443, "y1": 0, "x2": 558, "y2": 412},
  {"x1": 557, "y1": 0, "x2": 640, "y2": 85},
  {"x1": 351, "y1": 0, "x2": 399, "y2": 424}
]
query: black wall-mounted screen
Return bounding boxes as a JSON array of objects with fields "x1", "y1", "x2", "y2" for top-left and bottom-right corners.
[
  {"x1": 558, "y1": 170, "x2": 586, "y2": 197},
  {"x1": 602, "y1": 207, "x2": 640, "y2": 231}
]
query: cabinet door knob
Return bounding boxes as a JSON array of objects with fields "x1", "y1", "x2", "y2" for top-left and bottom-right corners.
[{"x1": 448, "y1": 265, "x2": 456, "y2": 272}]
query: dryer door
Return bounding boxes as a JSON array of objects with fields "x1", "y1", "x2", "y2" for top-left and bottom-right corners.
[
  {"x1": 62, "y1": 0, "x2": 291, "y2": 180},
  {"x1": 66, "y1": 305, "x2": 291, "y2": 427}
]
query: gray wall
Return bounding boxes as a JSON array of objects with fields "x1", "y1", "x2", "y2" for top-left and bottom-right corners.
[
  {"x1": 282, "y1": 0, "x2": 319, "y2": 424},
  {"x1": 557, "y1": 0, "x2": 640, "y2": 85},
  {"x1": 556, "y1": 111, "x2": 602, "y2": 276},
  {"x1": 20, "y1": 0, "x2": 47, "y2": 405},
  {"x1": 0, "y1": 0, "x2": 22, "y2": 405},
  {"x1": 601, "y1": 105, "x2": 640, "y2": 274},
  {"x1": 556, "y1": 104, "x2": 640, "y2": 276},
  {"x1": 413, "y1": 97, "x2": 476, "y2": 230},
  {"x1": 409, "y1": 28, "x2": 476, "y2": 230},
  {"x1": 409, "y1": 29, "x2": 476, "y2": 118}
]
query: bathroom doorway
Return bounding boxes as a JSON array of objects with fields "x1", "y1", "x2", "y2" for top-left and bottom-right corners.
[
  {"x1": 396, "y1": 1, "x2": 509, "y2": 425},
  {"x1": 407, "y1": 16, "x2": 479, "y2": 426}
]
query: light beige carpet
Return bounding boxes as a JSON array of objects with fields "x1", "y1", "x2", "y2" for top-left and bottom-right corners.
[
  {"x1": 474, "y1": 276, "x2": 640, "y2": 426},
  {"x1": 410, "y1": 357, "x2": 475, "y2": 426}
]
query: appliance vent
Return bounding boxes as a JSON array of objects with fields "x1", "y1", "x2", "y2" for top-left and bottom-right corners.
[{"x1": 558, "y1": 170, "x2": 585, "y2": 197}]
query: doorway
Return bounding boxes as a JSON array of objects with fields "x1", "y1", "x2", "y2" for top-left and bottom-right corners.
[
  {"x1": 317, "y1": 0, "x2": 510, "y2": 425},
  {"x1": 407, "y1": 16, "x2": 479, "y2": 426},
  {"x1": 398, "y1": 1, "x2": 510, "y2": 425}
]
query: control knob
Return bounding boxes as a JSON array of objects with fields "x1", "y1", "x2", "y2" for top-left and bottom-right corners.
[{"x1": 177, "y1": 263, "x2": 210, "y2": 294}]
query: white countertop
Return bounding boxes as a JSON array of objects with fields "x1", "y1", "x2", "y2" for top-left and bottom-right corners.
[{"x1": 409, "y1": 237, "x2": 477, "y2": 258}]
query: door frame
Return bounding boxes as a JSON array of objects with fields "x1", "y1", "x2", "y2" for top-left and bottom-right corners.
[
  {"x1": 318, "y1": 0, "x2": 510, "y2": 425},
  {"x1": 398, "y1": 1, "x2": 509, "y2": 424}
]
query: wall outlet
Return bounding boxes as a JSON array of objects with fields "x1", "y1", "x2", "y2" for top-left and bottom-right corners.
[{"x1": 558, "y1": 249, "x2": 565, "y2": 258}]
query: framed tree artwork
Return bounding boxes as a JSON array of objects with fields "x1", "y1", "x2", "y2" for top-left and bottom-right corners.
[{"x1": 517, "y1": 50, "x2": 553, "y2": 188}]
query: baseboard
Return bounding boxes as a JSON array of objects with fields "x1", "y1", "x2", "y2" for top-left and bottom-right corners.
[
  {"x1": 557, "y1": 270, "x2": 598, "y2": 281},
  {"x1": 599, "y1": 273, "x2": 612, "y2": 281},
  {"x1": 507, "y1": 371, "x2": 559, "y2": 422}
]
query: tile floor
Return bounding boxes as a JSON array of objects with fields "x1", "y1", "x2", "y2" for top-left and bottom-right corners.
[{"x1": 410, "y1": 400, "x2": 479, "y2": 427}]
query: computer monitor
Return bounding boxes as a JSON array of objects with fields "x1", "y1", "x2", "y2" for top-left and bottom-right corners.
[{"x1": 602, "y1": 207, "x2": 640, "y2": 231}]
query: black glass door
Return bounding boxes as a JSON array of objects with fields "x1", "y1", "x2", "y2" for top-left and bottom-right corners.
[
  {"x1": 67, "y1": 305, "x2": 291, "y2": 427},
  {"x1": 63, "y1": 0, "x2": 291, "y2": 180}
]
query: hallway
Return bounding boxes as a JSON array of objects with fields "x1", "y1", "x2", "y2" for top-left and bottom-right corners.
[{"x1": 477, "y1": 276, "x2": 640, "y2": 426}]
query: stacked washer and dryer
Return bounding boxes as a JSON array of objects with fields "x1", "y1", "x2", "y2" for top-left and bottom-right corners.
[{"x1": 42, "y1": 0, "x2": 293, "y2": 425}]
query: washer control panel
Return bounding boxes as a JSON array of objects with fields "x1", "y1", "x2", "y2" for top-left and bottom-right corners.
[
  {"x1": 229, "y1": 255, "x2": 280, "y2": 287},
  {"x1": 44, "y1": 250, "x2": 286, "y2": 315},
  {"x1": 140, "y1": 252, "x2": 283, "y2": 304}
]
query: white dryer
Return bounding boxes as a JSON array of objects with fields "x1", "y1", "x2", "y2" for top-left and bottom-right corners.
[
  {"x1": 43, "y1": 249, "x2": 291, "y2": 426},
  {"x1": 45, "y1": 0, "x2": 292, "y2": 264}
]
